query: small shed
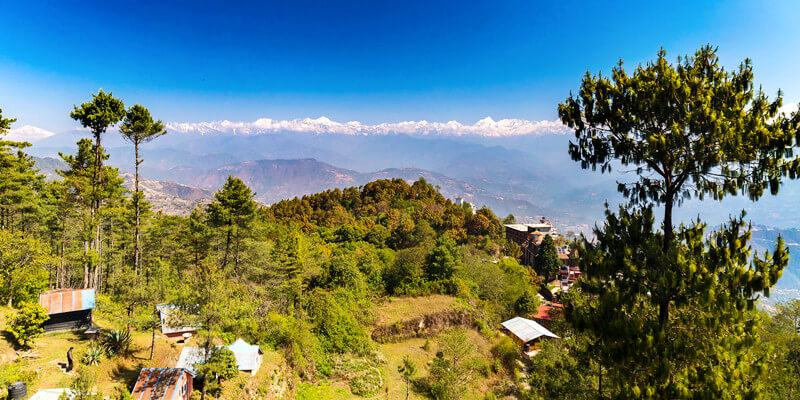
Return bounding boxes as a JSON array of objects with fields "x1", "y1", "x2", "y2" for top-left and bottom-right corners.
[
  {"x1": 131, "y1": 368, "x2": 193, "y2": 400},
  {"x1": 38, "y1": 289, "x2": 95, "y2": 332},
  {"x1": 228, "y1": 338, "x2": 264, "y2": 375},
  {"x1": 156, "y1": 305, "x2": 200, "y2": 340},
  {"x1": 501, "y1": 316, "x2": 559, "y2": 355},
  {"x1": 176, "y1": 338, "x2": 263, "y2": 376}
]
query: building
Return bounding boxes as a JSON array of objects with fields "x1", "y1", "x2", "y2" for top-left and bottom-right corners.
[
  {"x1": 38, "y1": 289, "x2": 95, "y2": 333},
  {"x1": 501, "y1": 316, "x2": 559, "y2": 357},
  {"x1": 176, "y1": 338, "x2": 264, "y2": 376},
  {"x1": 228, "y1": 338, "x2": 264, "y2": 375},
  {"x1": 156, "y1": 305, "x2": 200, "y2": 340},
  {"x1": 505, "y1": 218, "x2": 557, "y2": 266},
  {"x1": 131, "y1": 368, "x2": 194, "y2": 400}
]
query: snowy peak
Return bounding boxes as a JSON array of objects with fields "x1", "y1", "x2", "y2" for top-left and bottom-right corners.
[{"x1": 165, "y1": 116, "x2": 569, "y2": 137}]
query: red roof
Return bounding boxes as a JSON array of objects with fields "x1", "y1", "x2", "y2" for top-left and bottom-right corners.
[{"x1": 532, "y1": 303, "x2": 563, "y2": 320}]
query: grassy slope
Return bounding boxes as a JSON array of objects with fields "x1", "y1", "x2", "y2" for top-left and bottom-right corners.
[
  {"x1": 3, "y1": 295, "x2": 511, "y2": 399},
  {"x1": 0, "y1": 305, "x2": 285, "y2": 397}
]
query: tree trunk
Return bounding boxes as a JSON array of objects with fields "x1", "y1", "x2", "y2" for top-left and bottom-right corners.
[
  {"x1": 150, "y1": 309, "x2": 156, "y2": 360},
  {"x1": 659, "y1": 193, "x2": 675, "y2": 325},
  {"x1": 223, "y1": 225, "x2": 231, "y2": 268},
  {"x1": 134, "y1": 142, "x2": 141, "y2": 275},
  {"x1": 233, "y1": 227, "x2": 240, "y2": 274},
  {"x1": 83, "y1": 239, "x2": 90, "y2": 288}
]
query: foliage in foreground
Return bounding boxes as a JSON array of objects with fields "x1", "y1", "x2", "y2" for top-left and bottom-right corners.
[{"x1": 8, "y1": 303, "x2": 48, "y2": 349}]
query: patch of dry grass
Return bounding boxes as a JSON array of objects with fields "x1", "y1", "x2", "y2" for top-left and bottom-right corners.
[{"x1": 373, "y1": 295, "x2": 458, "y2": 327}]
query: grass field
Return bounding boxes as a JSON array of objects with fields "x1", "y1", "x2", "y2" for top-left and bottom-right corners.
[{"x1": 373, "y1": 295, "x2": 458, "y2": 327}]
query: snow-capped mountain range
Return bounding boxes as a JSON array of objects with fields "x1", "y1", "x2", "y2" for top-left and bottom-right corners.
[{"x1": 166, "y1": 116, "x2": 569, "y2": 137}]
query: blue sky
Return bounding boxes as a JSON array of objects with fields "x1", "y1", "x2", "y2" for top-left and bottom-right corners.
[{"x1": 0, "y1": 0, "x2": 798, "y2": 132}]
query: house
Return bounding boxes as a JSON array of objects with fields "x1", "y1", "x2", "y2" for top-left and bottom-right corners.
[
  {"x1": 131, "y1": 368, "x2": 193, "y2": 400},
  {"x1": 501, "y1": 316, "x2": 559, "y2": 356},
  {"x1": 38, "y1": 289, "x2": 95, "y2": 333},
  {"x1": 176, "y1": 338, "x2": 264, "y2": 376},
  {"x1": 156, "y1": 305, "x2": 200, "y2": 340},
  {"x1": 505, "y1": 218, "x2": 564, "y2": 267}
]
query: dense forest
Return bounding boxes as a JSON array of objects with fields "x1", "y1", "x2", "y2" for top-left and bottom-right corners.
[{"x1": 1, "y1": 46, "x2": 800, "y2": 399}]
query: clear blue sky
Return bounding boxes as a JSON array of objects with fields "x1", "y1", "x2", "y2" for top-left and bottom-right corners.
[{"x1": 1, "y1": 0, "x2": 798, "y2": 132}]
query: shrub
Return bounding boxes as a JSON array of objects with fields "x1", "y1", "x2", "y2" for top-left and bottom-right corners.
[
  {"x1": 514, "y1": 289, "x2": 540, "y2": 315},
  {"x1": 8, "y1": 303, "x2": 48, "y2": 349},
  {"x1": 492, "y1": 337, "x2": 519, "y2": 371},
  {"x1": 81, "y1": 342, "x2": 104, "y2": 366},
  {"x1": 349, "y1": 366, "x2": 383, "y2": 396},
  {"x1": 102, "y1": 329, "x2": 132, "y2": 357}
]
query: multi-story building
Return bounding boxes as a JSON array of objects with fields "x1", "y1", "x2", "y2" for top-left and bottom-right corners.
[
  {"x1": 504, "y1": 217, "x2": 557, "y2": 266},
  {"x1": 505, "y1": 217, "x2": 580, "y2": 284}
]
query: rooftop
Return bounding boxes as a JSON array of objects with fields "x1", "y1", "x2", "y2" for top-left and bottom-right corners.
[
  {"x1": 501, "y1": 317, "x2": 559, "y2": 343},
  {"x1": 176, "y1": 338, "x2": 263, "y2": 374}
]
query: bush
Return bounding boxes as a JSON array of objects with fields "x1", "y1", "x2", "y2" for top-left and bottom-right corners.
[
  {"x1": 102, "y1": 329, "x2": 132, "y2": 357},
  {"x1": 305, "y1": 289, "x2": 371, "y2": 355},
  {"x1": 514, "y1": 290, "x2": 540, "y2": 315},
  {"x1": 8, "y1": 303, "x2": 48, "y2": 349},
  {"x1": 198, "y1": 346, "x2": 239, "y2": 381},
  {"x1": 81, "y1": 342, "x2": 104, "y2": 366},
  {"x1": 492, "y1": 337, "x2": 519, "y2": 371}
]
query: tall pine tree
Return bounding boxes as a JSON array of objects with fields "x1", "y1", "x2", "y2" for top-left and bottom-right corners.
[
  {"x1": 560, "y1": 46, "x2": 800, "y2": 398},
  {"x1": 120, "y1": 104, "x2": 167, "y2": 274}
]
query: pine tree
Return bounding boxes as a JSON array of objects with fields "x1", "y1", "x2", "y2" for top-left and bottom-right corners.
[
  {"x1": 534, "y1": 234, "x2": 561, "y2": 280},
  {"x1": 70, "y1": 90, "x2": 125, "y2": 289},
  {"x1": 59, "y1": 139, "x2": 125, "y2": 289},
  {"x1": 560, "y1": 46, "x2": 800, "y2": 398},
  {"x1": 0, "y1": 109, "x2": 44, "y2": 233},
  {"x1": 206, "y1": 176, "x2": 257, "y2": 271},
  {"x1": 120, "y1": 105, "x2": 166, "y2": 274}
]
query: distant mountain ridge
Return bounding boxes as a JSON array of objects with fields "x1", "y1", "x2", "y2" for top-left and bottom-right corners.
[
  {"x1": 750, "y1": 225, "x2": 800, "y2": 306},
  {"x1": 181, "y1": 158, "x2": 558, "y2": 221},
  {"x1": 33, "y1": 157, "x2": 214, "y2": 216}
]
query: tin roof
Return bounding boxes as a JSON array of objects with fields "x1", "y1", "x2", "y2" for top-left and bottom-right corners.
[
  {"x1": 38, "y1": 289, "x2": 95, "y2": 315},
  {"x1": 501, "y1": 317, "x2": 559, "y2": 343},
  {"x1": 176, "y1": 338, "x2": 263, "y2": 374},
  {"x1": 228, "y1": 338, "x2": 263, "y2": 371},
  {"x1": 131, "y1": 368, "x2": 193, "y2": 400}
]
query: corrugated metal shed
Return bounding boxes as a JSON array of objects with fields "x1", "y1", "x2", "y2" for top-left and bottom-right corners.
[
  {"x1": 29, "y1": 389, "x2": 73, "y2": 400},
  {"x1": 176, "y1": 338, "x2": 263, "y2": 375},
  {"x1": 228, "y1": 338, "x2": 263, "y2": 374},
  {"x1": 501, "y1": 317, "x2": 559, "y2": 343},
  {"x1": 175, "y1": 347, "x2": 206, "y2": 374},
  {"x1": 38, "y1": 289, "x2": 95, "y2": 315}
]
